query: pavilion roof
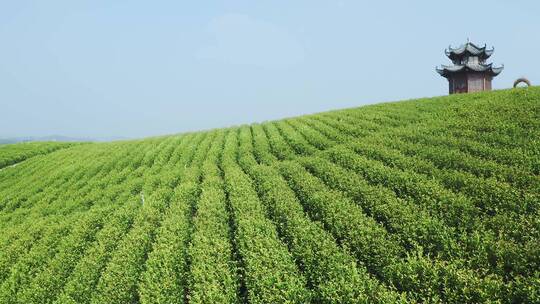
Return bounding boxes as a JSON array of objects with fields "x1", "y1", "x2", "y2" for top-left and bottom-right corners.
[
  {"x1": 445, "y1": 42, "x2": 494, "y2": 60},
  {"x1": 436, "y1": 62, "x2": 504, "y2": 78}
]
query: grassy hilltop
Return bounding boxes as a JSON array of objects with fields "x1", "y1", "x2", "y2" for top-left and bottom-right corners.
[{"x1": 0, "y1": 88, "x2": 539, "y2": 303}]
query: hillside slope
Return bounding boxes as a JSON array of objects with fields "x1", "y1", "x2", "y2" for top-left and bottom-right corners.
[
  {"x1": 0, "y1": 142, "x2": 78, "y2": 170},
  {"x1": 0, "y1": 88, "x2": 538, "y2": 303}
]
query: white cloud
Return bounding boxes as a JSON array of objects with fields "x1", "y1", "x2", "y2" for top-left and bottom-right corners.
[{"x1": 197, "y1": 13, "x2": 304, "y2": 69}]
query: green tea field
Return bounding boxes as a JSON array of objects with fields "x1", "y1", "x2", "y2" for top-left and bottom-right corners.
[{"x1": 0, "y1": 88, "x2": 538, "y2": 303}]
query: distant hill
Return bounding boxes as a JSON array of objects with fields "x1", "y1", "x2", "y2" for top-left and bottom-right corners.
[
  {"x1": 0, "y1": 87, "x2": 538, "y2": 303},
  {"x1": 0, "y1": 135, "x2": 127, "y2": 144}
]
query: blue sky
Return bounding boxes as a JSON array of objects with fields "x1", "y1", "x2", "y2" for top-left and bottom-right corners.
[{"x1": 1, "y1": 0, "x2": 538, "y2": 139}]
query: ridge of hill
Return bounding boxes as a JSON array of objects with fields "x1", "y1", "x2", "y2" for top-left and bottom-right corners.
[{"x1": 0, "y1": 88, "x2": 538, "y2": 303}]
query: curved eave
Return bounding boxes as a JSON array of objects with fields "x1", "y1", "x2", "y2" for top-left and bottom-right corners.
[
  {"x1": 445, "y1": 42, "x2": 494, "y2": 60},
  {"x1": 491, "y1": 65, "x2": 504, "y2": 76},
  {"x1": 436, "y1": 64, "x2": 504, "y2": 78},
  {"x1": 436, "y1": 67, "x2": 445, "y2": 76}
]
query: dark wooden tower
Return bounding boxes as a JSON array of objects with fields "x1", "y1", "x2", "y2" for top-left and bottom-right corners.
[{"x1": 437, "y1": 41, "x2": 503, "y2": 94}]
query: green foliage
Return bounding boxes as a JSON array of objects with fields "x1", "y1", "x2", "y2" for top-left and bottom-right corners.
[
  {"x1": 0, "y1": 142, "x2": 78, "y2": 169},
  {"x1": 0, "y1": 87, "x2": 538, "y2": 303}
]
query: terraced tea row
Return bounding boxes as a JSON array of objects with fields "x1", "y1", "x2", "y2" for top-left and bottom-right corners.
[{"x1": 0, "y1": 142, "x2": 78, "y2": 170}]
